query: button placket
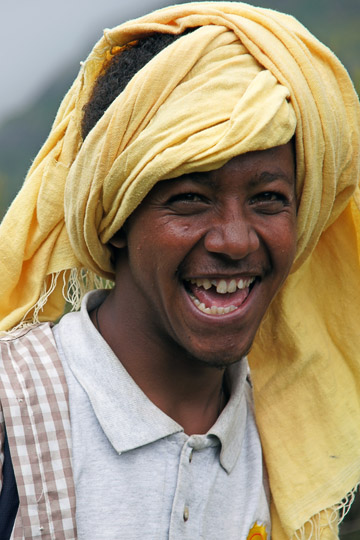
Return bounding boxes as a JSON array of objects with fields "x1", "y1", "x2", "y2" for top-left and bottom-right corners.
[
  {"x1": 169, "y1": 438, "x2": 208, "y2": 538},
  {"x1": 183, "y1": 445, "x2": 192, "y2": 523}
]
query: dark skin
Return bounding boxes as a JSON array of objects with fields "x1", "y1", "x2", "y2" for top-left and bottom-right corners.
[{"x1": 91, "y1": 142, "x2": 297, "y2": 434}]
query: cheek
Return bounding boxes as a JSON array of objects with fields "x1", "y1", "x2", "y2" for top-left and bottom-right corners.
[
  {"x1": 146, "y1": 219, "x2": 205, "y2": 256},
  {"x1": 274, "y1": 222, "x2": 297, "y2": 274},
  {"x1": 127, "y1": 220, "x2": 188, "y2": 276},
  {"x1": 259, "y1": 212, "x2": 296, "y2": 265}
]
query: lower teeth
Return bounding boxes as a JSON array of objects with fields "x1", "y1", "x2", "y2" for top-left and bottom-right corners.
[{"x1": 190, "y1": 295, "x2": 237, "y2": 315}]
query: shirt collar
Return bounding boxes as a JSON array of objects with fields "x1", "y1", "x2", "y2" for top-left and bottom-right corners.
[
  {"x1": 208, "y1": 360, "x2": 249, "y2": 473},
  {"x1": 58, "y1": 290, "x2": 249, "y2": 472}
]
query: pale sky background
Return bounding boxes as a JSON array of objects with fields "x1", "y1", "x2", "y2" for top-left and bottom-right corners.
[
  {"x1": 0, "y1": 0, "x2": 175, "y2": 125},
  {"x1": 1, "y1": 1, "x2": 358, "y2": 127}
]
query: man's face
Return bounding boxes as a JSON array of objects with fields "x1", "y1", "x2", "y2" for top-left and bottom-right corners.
[{"x1": 112, "y1": 142, "x2": 297, "y2": 367}]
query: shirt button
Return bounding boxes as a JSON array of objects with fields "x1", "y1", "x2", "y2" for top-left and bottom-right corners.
[
  {"x1": 183, "y1": 506, "x2": 189, "y2": 522},
  {"x1": 189, "y1": 449, "x2": 194, "y2": 463}
]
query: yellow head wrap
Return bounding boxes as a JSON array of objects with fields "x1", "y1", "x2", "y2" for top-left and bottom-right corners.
[{"x1": 0, "y1": 2, "x2": 359, "y2": 538}]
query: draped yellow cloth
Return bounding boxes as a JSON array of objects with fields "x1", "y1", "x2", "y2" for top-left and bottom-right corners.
[{"x1": 0, "y1": 2, "x2": 359, "y2": 538}]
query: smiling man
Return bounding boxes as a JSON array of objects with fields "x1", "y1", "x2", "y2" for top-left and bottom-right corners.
[
  {"x1": 0, "y1": 3, "x2": 359, "y2": 540},
  {"x1": 107, "y1": 144, "x2": 297, "y2": 370},
  {"x1": 98, "y1": 143, "x2": 297, "y2": 439}
]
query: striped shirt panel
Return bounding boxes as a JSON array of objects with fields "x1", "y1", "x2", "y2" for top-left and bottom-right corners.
[{"x1": 0, "y1": 324, "x2": 76, "y2": 540}]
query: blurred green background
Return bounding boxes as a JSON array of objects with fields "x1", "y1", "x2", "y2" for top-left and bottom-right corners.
[{"x1": 0, "y1": 1, "x2": 359, "y2": 536}]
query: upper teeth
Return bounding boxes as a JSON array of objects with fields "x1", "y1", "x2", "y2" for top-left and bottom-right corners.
[{"x1": 188, "y1": 277, "x2": 255, "y2": 294}]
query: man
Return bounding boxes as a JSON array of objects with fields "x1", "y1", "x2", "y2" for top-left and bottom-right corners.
[{"x1": 0, "y1": 3, "x2": 359, "y2": 539}]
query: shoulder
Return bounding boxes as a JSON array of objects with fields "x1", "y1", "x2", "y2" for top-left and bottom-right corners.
[
  {"x1": 0, "y1": 322, "x2": 66, "y2": 398},
  {"x1": 0, "y1": 322, "x2": 56, "y2": 355}
]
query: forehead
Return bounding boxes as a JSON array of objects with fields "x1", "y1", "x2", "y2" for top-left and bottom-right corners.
[
  {"x1": 212, "y1": 141, "x2": 296, "y2": 188},
  {"x1": 153, "y1": 141, "x2": 296, "y2": 194}
]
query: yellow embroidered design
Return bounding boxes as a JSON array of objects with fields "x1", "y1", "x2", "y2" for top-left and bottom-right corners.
[{"x1": 247, "y1": 522, "x2": 267, "y2": 540}]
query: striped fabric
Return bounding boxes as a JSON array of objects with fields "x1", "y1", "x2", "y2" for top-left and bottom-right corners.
[{"x1": 0, "y1": 323, "x2": 76, "y2": 539}]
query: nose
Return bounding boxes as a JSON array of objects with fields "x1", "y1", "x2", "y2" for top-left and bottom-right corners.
[{"x1": 203, "y1": 204, "x2": 260, "y2": 260}]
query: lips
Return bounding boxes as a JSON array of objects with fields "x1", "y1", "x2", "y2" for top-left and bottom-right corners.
[{"x1": 184, "y1": 276, "x2": 256, "y2": 316}]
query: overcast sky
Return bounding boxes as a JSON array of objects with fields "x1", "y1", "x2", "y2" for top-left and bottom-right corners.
[
  {"x1": 2, "y1": 1, "x2": 358, "y2": 127},
  {"x1": 0, "y1": 0, "x2": 175, "y2": 125}
]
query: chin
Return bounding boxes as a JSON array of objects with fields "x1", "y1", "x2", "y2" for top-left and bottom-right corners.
[{"x1": 185, "y1": 342, "x2": 252, "y2": 370}]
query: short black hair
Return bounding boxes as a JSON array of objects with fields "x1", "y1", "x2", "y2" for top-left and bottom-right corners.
[{"x1": 82, "y1": 31, "x2": 193, "y2": 139}]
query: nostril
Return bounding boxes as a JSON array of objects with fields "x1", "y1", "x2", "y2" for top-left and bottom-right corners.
[{"x1": 204, "y1": 222, "x2": 259, "y2": 259}]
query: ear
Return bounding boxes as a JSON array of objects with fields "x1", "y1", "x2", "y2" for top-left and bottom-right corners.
[{"x1": 109, "y1": 228, "x2": 127, "y2": 249}]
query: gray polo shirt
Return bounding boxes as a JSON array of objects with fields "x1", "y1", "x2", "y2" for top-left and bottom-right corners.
[{"x1": 53, "y1": 291, "x2": 270, "y2": 539}]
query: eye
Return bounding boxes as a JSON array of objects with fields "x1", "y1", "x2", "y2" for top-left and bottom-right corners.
[
  {"x1": 167, "y1": 192, "x2": 205, "y2": 203},
  {"x1": 165, "y1": 191, "x2": 209, "y2": 215},
  {"x1": 253, "y1": 191, "x2": 285, "y2": 202},
  {"x1": 249, "y1": 191, "x2": 290, "y2": 213}
]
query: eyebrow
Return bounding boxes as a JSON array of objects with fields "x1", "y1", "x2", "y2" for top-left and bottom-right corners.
[
  {"x1": 175, "y1": 172, "x2": 217, "y2": 190},
  {"x1": 183, "y1": 170, "x2": 295, "y2": 189},
  {"x1": 247, "y1": 171, "x2": 295, "y2": 188}
]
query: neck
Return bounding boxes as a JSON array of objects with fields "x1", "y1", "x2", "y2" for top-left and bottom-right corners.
[{"x1": 91, "y1": 293, "x2": 228, "y2": 434}]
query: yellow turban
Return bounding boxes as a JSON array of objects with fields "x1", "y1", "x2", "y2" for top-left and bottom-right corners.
[{"x1": 0, "y1": 2, "x2": 359, "y2": 538}]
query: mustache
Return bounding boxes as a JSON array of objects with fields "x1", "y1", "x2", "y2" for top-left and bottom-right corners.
[{"x1": 176, "y1": 257, "x2": 267, "y2": 279}]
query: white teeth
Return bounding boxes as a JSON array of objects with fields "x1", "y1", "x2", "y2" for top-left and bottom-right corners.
[
  {"x1": 189, "y1": 293, "x2": 238, "y2": 316},
  {"x1": 216, "y1": 279, "x2": 227, "y2": 294},
  {"x1": 228, "y1": 279, "x2": 237, "y2": 293},
  {"x1": 215, "y1": 276, "x2": 254, "y2": 294},
  {"x1": 186, "y1": 274, "x2": 256, "y2": 315},
  {"x1": 211, "y1": 305, "x2": 225, "y2": 315},
  {"x1": 199, "y1": 303, "x2": 236, "y2": 315},
  {"x1": 187, "y1": 276, "x2": 255, "y2": 294},
  {"x1": 196, "y1": 278, "x2": 211, "y2": 289},
  {"x1": 202, "y1": 278, "x2": 212, "y2": 290}
]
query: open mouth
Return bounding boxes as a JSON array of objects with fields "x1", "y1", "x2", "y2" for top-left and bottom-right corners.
[{"x1": 183, "y1": 276, "x2": 257, "y2": 316}]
